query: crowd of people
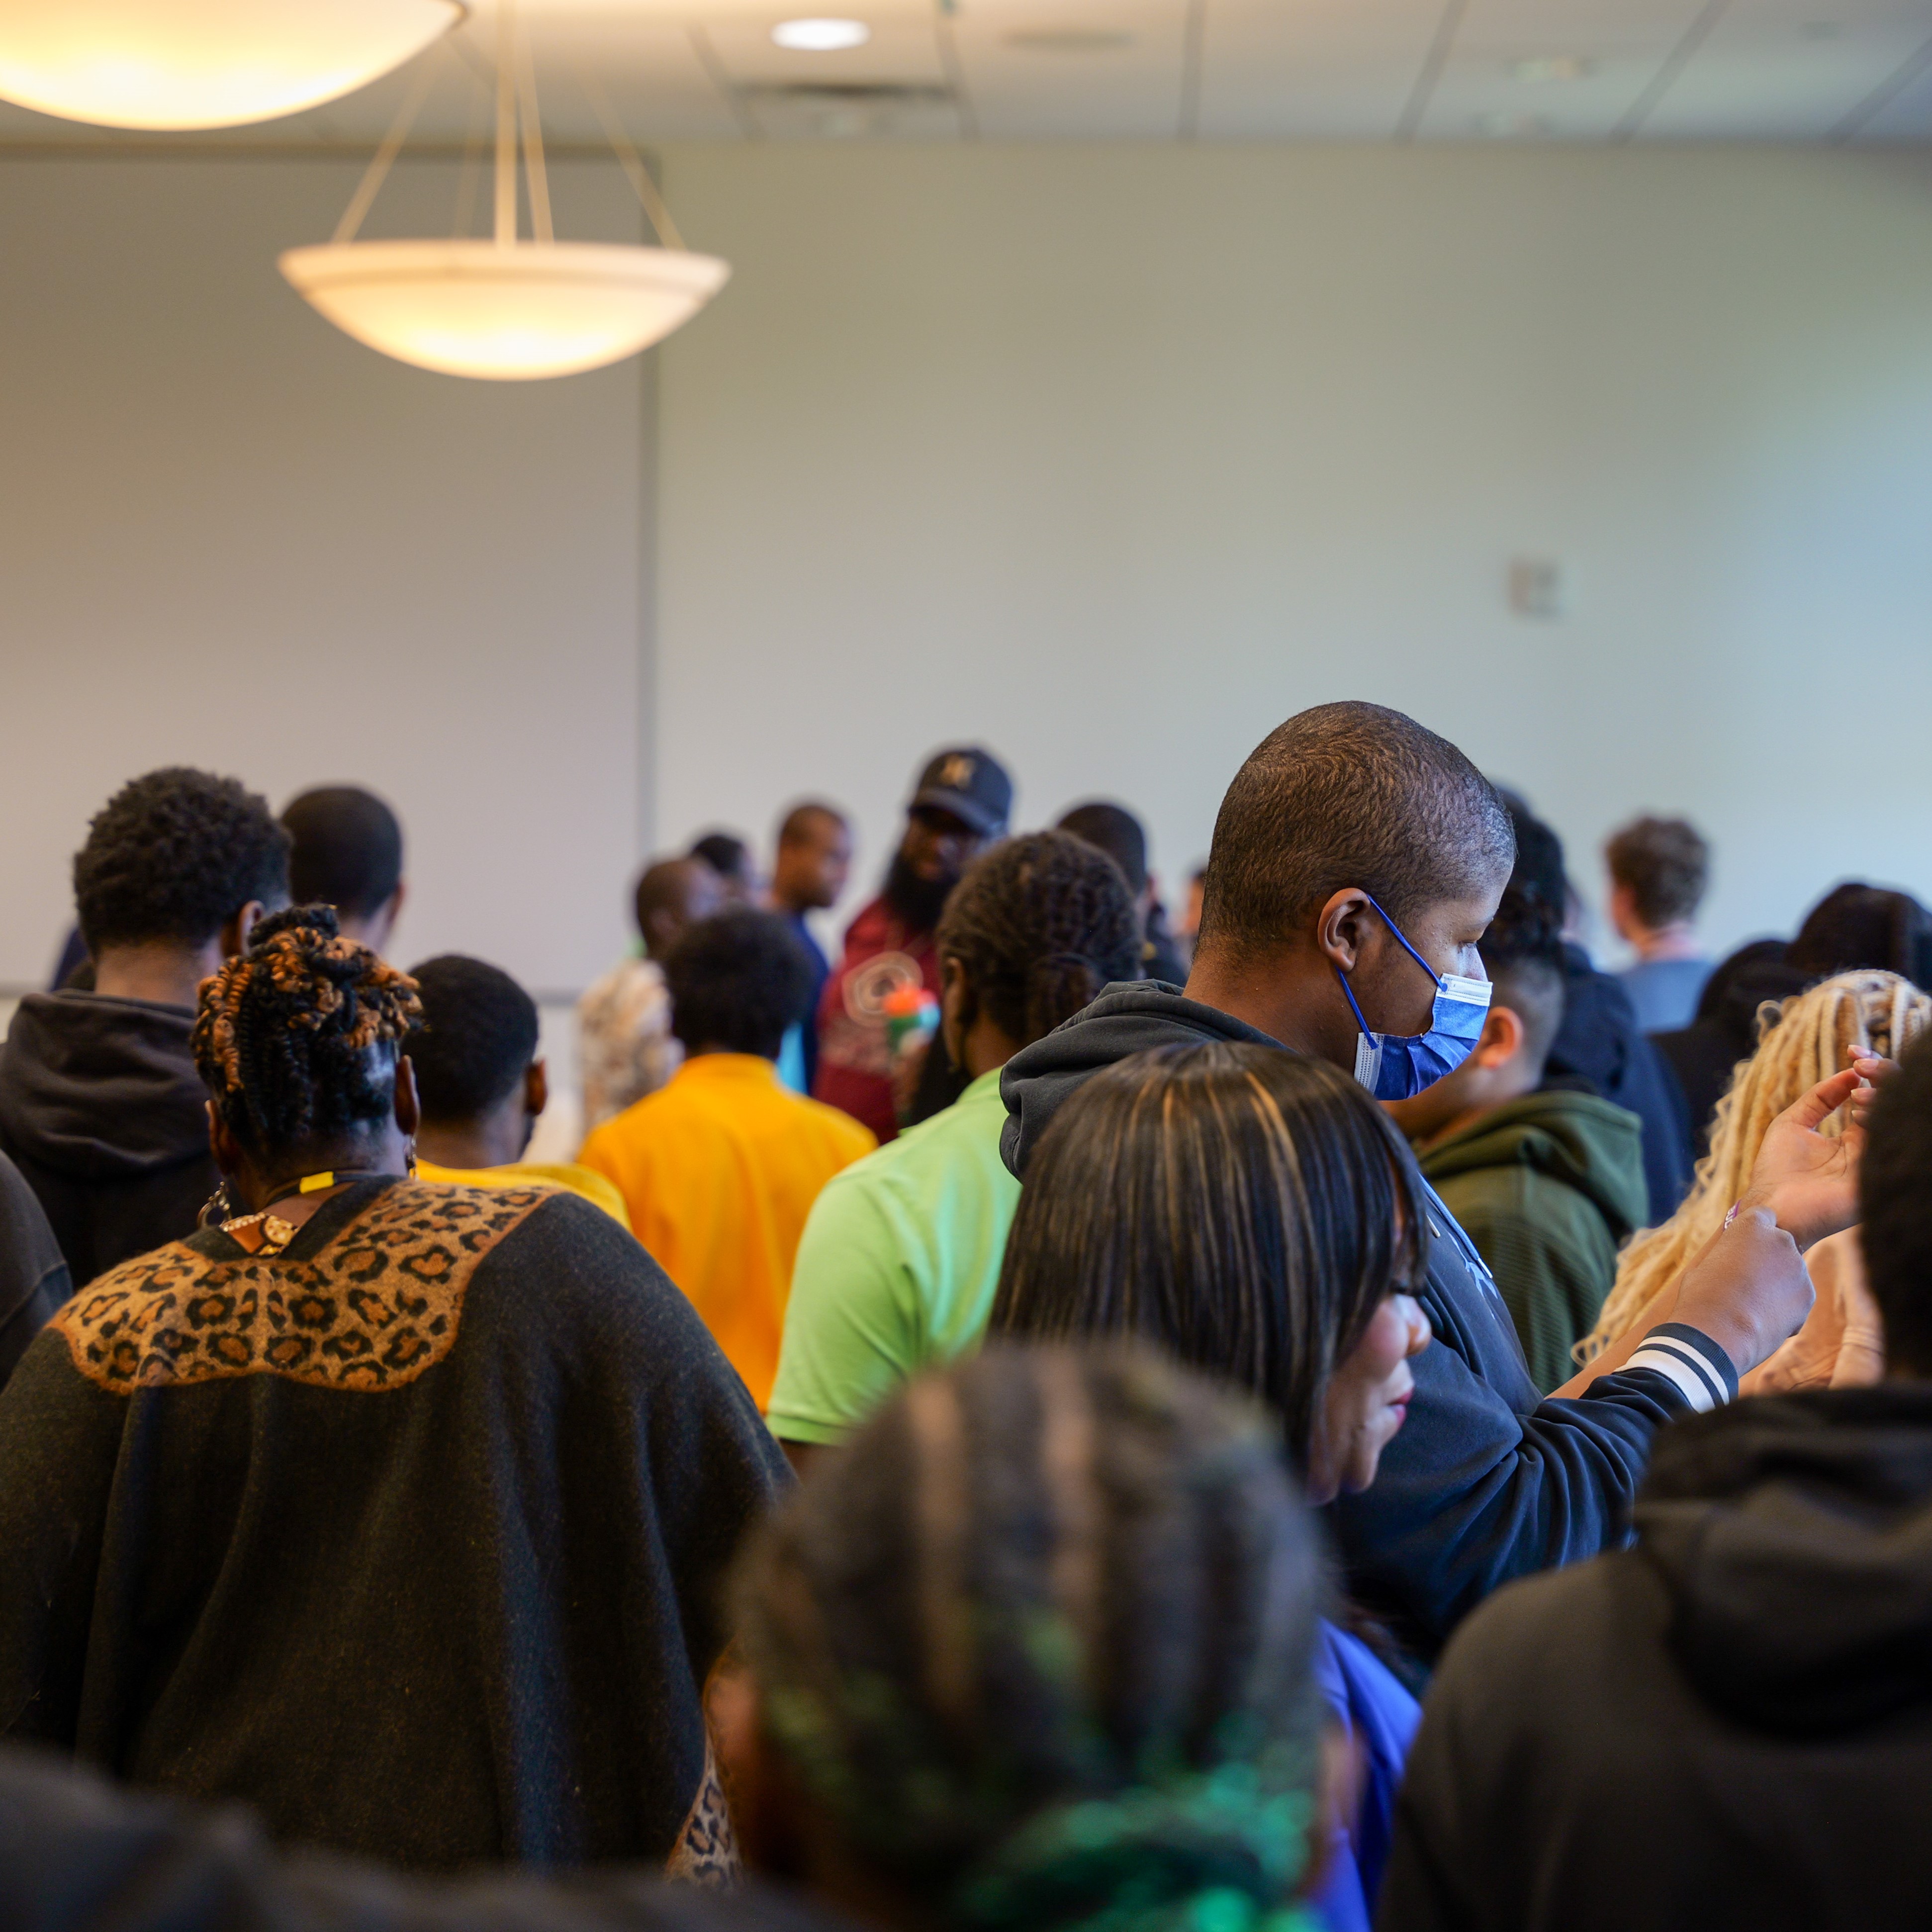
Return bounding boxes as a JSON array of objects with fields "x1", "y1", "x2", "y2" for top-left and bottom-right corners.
[{"x1": 0, "y1": 701, "x2": 1928, "y2": 1932}]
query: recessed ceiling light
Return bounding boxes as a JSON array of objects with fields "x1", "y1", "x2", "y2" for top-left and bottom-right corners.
[
  {"x1": 1005, "y1": 27, "x2": 1134, "y2": 51},
  {"x1": 1508, "y1": 55, "x2": 1593, "y2": 84},
  {"x1": 772, "y1": 17, "x2": 871, "y2": 51}
]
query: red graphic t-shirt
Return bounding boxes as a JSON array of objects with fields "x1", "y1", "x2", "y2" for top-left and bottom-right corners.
[{"x1": 812, "y1": 898, "x2": 938, "y2": 1144}]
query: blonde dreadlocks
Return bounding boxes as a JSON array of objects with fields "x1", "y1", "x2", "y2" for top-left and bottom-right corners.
[{"x1": 1581, "y1": 969, "x2": 1930, "y2": 1360}]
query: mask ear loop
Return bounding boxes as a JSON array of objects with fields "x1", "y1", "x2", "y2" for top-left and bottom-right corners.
[{"x1": 1359, "y1": 892, "x2": 1449, "y2": 990}]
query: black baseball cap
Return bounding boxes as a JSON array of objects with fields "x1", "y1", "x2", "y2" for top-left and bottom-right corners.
[{"x1": 909, "y1": 746, "x2": 1012, "y2": 839}]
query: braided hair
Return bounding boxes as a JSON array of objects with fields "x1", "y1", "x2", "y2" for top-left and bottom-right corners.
[
  {"x1": 936, "y1": 832, "x2": 1142, "y2": 1051},
  {"x1": 1582, "y1": 967, "x2": 1932, "y2": 1360},
  {"x1": 192, "y1": 904, "x2": 421, "y2": 1155},
  {"x1": 733, "y1": 1346, "x2": 1326, "y2": 1932}
]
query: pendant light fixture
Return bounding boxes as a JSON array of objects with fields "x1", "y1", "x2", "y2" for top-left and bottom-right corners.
[
  {"x1": 280, "y1": 11, "x2": 728, "y2": 381},
  {"x1": 0, "y1": 0, "x2": 460, "y2": 131}
]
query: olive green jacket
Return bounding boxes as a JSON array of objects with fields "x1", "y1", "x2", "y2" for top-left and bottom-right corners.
[{"x1": 1415, "y1": 1089, "x2": 1648, "y2": 1395}]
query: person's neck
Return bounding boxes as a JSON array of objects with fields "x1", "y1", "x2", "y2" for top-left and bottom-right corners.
[
  {"x1": 226, "y1": 1135, "x2": 406, "y2": 1215},
  {"x1": 1182, "y1": 944, "x2": 1355, "y2": 1067},
  {"x1": 416, "y1": 1109, "x2": 528, "y2": 1172},
  {"x1": 92, "y1": 939, "x2": 224, "y2": 1010},
  {"x1": 1632, "y1": 922, "x2": 1701, "y2": 963}
]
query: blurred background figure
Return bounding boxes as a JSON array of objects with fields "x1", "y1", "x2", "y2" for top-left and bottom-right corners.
[
  {"x1": 689, "y1": 830, "x2": 759, "y2": 907},
  {"x1": 407, "y1": 954, "x2": 629, "y2": 1225},
  {"x1": 580, "y1": 910, "x2": 874, "y2": 1410},
  {"x1": 1503, "y1": 798, "x2": 1692, "y2": 1223},
  {"x1": 766, "y1": 801, "x2": 853, "y2": 1096},
  {"x1": 1055, "y1": 799, "x2": 1189, "y2": 984},
  {"x1": 815, "y1": 746, "x2": 1012, "y2": 1142},
  {"x1": 576, "y1": 856, "x2": 724, "y2": 1133},
  {"x1": 1174, "y1": 861, "x2": 1208, "y2": 965},
  {"x1": 280, "y1": 785, "x2": 406, "y2": 956},
  {"x1": 1605, "y1": 815, "x2": 1713, "y2": 1032}
]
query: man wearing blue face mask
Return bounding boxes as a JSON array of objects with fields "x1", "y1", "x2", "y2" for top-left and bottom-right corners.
[{"x1": 999, "y1": 701, "x2": 1841, "y2": 1659}]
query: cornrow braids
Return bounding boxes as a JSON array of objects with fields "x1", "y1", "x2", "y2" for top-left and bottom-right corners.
[
  {"x1": 1581, "y1": 968, "x2": 1932, "y2": 1360},
  {"x1": 193, "y1": 903, "x2": 421, "y2": 1155},
  {"x1": 731, "y1": 1346, "x2": 1326, "y2": 1932},
  {"x1": 936, "y1": 832, "x2": 1142, "y2": 1051}
]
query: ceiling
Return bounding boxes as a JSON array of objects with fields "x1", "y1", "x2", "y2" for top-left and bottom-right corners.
[{"x1": 4, "y1": 0, "x2": 1932, "y2": 148}]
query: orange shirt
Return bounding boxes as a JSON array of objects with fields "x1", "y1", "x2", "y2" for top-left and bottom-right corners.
[{"x1": 578, "y1": 1053, "x2": 876, "y2": 1408}]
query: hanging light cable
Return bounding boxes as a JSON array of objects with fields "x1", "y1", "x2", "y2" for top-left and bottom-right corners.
[
  {"x1": 279, "y1": 5, "x2": 729, "y2": 382},
  {"x1": 0, "y1": 0, "x2": 460, "y2": 131}
]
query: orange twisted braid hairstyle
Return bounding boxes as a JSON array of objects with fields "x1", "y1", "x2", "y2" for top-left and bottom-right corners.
[{"x1": 193, "y1": 904, "x2": 421, "y2": 1153}]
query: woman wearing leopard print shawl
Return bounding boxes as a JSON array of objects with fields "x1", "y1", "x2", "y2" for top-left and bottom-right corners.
[{"x1": 0, "y1": 907, "x2": 785, "y2": 1876}]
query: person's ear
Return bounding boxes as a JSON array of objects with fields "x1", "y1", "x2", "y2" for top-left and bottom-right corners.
[
  {"x1": 1474, "y1": 1004, "x2": 1526, "y2": 1069},
  {"x1": 1315, "y1": 888, "x2": 1378, "y2": 972},
  {"x1": 221, "y1": 901, "x2": 266, "y2": 960},
  {"x1": 939, "y1": 955, "x2": 971, "y2": 1069},
  {"x1": 525, "y1": 1058, "x2": 550, "y2": 1121},
  {"x1": 392, "y1": 1054, "x2": 421, "y2": 1139},
  {"x1": 206, "y1": 1099, "x2": 244, "y2": 1178}
]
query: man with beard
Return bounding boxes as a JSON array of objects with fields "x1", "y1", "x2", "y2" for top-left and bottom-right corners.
[{"x1": 813, "y1": 748, "x2": 1012, "y2": 1142}]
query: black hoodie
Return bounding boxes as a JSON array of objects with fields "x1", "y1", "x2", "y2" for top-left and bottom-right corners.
[
  {"x1": 0, "y1": 991, "x2": 216, "y2": 1286},
  {"x1": 1000, "y1": 983, "x2": 1733, "y2": 1657},
  {"x1": 1380, "y1": 1387, "x2": 1932, "y2": 1932}
]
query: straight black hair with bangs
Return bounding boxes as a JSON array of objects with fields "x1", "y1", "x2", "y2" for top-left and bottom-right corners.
[{"x1": 990, "y1": 1041, "x2": 1429, "y2": 1461}]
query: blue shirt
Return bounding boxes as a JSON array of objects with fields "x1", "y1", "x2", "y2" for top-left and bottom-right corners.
[
  {"x1": 1617, "y1": 956, "x2": 1711, "y2": 1033},
  {"x1": 786, "y1": 910, "x2": 830, "y2": 1093}
]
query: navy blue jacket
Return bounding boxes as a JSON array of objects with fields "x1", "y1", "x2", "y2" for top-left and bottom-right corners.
[{"x1": 999, "y1": 983, "x2": 1732, "y2": 1656}]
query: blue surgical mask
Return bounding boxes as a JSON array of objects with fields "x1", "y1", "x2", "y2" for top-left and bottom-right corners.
[{"x1": 1334, "y1": 895, "x2": 1492, "y2": 1102}]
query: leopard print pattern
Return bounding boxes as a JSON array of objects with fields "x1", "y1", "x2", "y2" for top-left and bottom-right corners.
[
  {"x1": 52, "y1": 1182, "x2": 553, "y2": 1396},
  {"x1": 665, "y1": 1741, "x2": 739, "y2": 1887}
]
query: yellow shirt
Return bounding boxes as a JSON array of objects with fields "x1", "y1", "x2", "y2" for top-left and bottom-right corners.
[
  {"x1": 578, "y1": 1054, "x2": 876, "y2": 1408},
  {"x1": 415, "y1": 1158, "x2": 632, "y2": 1231}
]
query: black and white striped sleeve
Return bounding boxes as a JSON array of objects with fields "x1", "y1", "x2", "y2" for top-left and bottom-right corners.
[{"x1": 1621, "y1": 1321, "x2": 1738, "y2": 1413}]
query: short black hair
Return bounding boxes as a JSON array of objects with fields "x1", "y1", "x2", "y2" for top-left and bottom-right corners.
[
  {"x1": 664, "y1": 910, "x2": 816, "y2": 1060},
  {"x1": 777, "y1": 800, "x2": 847, "y2": 845},
  {"x1": 74, "y1": 767, "x2": 290, "y2": 954},
  {"x1": 1198, "y1": 702, "x2": 1514, "y2": 961},
  {"x1": 1858, "y1": 1030, "x2": 1932, "y2": 1376},
  {"x1": 1478, "y1": 882, "x2": 1566, "y2": 1077},
  {"x1": 1055, "y1": 801, "x2": 1149, "y2": 896},
  {"x1": 1500, "y1": 797, "x2": 1569, "y2": 931},
  {"x1": 1790, "y1": 883, "x2": 1932, "y2": 985},
  {"x1": 406, "y1": 955, "x2": 539, "y2": 1123},
  {"x1": 281, "y1": 786, "x2": 403, "y2": 920},
  {"x1": 689, "y1": 831, "x2": 753, "y2": 885},
  {"x1": 1606, "y1": 816, "x2": 1710, "y2": 928}
]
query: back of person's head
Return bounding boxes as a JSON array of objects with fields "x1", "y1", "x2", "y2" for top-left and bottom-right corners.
[
  {"x1": 280, "y1": 786, "x2": 404, "y2": 923},
  {"x1": 992, "y1": 1041, "x2": 1427, "y2": 1457},
  {"x1": 730, "y1": 1345, "x2": 1328, "y2": 1932},
  {"x1": 193, "y1": 905, "x2": 420, "y2": 1156},
  {"x1": 1477, "y1": 882, "x2": 1566, "y2": 1083},
  {"x1": 1588, "y1": 968, "x2": 1932, "y2": 1359},
  {"x1": 778, "y1": 800, "x2": 846, "y2": 848},
  {"x1": 1054, "y1": 802, "x2": 1149, "y2": 897},
  {"x1": 1605, "y1": 816, "x2": 1710, "y2": 930},
  {"x1": 664, "y1": 910, "x2": 815, "y2": 1060},
  {"x1": 1500, "y1": 797, "x2": 1569, "y2": 933},
  {"x1": 74, "y1": 767, "x2": 289, "y2": 955},
  {"x1": 1858, "y1": 1033, "x2": 1932, "y2": 1377},
  {"x1": 634, "y1": 855, "x2": 722, "y2": 954},
  {"x1": 1198, "y1": 702, "x2": 1513, "y2": 964},
  {"x1": 690, "y1": 830, "x2": 755, "y2": 894},
  {"x1": 1789, "y1": 882, "x2": 1932, "y2": 984},
  {"x1": 936, "y1": 832, "x2": 1142, "y2": 1051},
  {"x1": 405, "y1": 955, "x2": 538, "y2": 1126}
]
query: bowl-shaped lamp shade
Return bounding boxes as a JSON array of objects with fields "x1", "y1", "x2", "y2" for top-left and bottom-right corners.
[
  {"x1": 0, "y1": 0, "x2": 460, "y2": 131},
  {"x1": 278, "y1": 240, "x2": 732, "y2": 380}
]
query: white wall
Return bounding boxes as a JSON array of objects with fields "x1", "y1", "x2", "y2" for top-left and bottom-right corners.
[
  {"x1": 0, "y1": 157, "x2": 650, "y2": 997},
  {"x1": 653, "y1": 144, "x2": 1932, "y2": 961}
]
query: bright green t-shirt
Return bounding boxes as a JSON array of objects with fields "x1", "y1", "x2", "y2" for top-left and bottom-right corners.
[{"x1": 766, "y1": 1068, "x2": 1022, "y2": 1446}]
